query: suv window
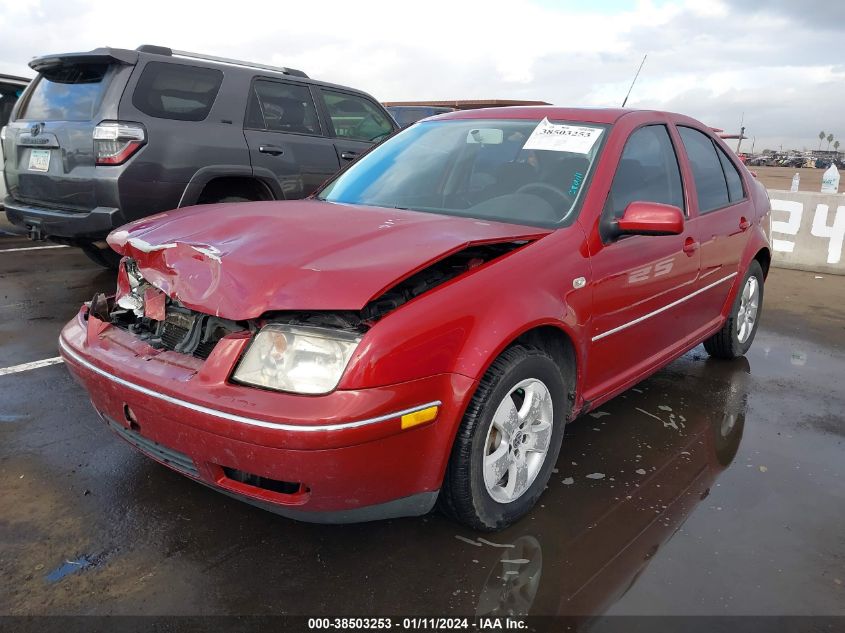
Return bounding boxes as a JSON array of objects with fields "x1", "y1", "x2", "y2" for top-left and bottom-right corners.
[
  {"x1": 246, "y1": 80, "x2": 321, "y2": 135},
  {"x1": 133, "y1": 62, "x2": 223, "y2": 121},
  {"x1": 0, "y1": 81, "x2": 26, "y2": 126},
  {"x1": 715, "y1": 144, "x2": 745, "y2": 202},
  {"x1": 322, "y1": 90, "x2": 393, "y2": 142},
  {"x1": 607, "y1": 124, "x2": 684, "y2": 219},
  {"x1": 678, "y1": 126, "x2": 730, "y2": 213},
  {"x1": 21, "y1": 64, "x2": 109, "y2": 121}
]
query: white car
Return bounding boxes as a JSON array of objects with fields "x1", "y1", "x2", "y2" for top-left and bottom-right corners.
[{"x1": 1, "y1": 74, "x2": 31, "y2": 234}]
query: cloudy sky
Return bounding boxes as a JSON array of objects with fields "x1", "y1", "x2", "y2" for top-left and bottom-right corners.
[{"x1": 0, "y1": 0, "x2": 842, "y2": 152}]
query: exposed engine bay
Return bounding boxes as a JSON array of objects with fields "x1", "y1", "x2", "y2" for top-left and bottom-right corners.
[{"x1": 97, "y1": 241, "x2": 528, "y2": 360}]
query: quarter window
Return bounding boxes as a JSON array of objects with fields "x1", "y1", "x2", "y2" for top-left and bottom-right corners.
[
  {"x1": 678, "y1": 126, "x2": 731, "y2": 213},
  {"x1": 246, "y1": 80, "x2": 321, "y2": 135},
  {"x1": 321, "y1": 90, "x2": 393, "y2": 142},
  {"x1": 132, "y1": 62, "x2": 223, "y2": 121},
  {"x1": 607, "y1": 125, "x2": 684, "y2": 220},
  {"x1": 716, "y1": 144, "x2": 745, "y2": 202}
]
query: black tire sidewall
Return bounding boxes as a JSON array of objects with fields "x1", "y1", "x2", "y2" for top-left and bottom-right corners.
[
  {"x1": 467, "y1": 352, "x2": 568, "y2": 528},
  {"x1": 730, "y1": 261, "x2": 765, "y2": 356}
]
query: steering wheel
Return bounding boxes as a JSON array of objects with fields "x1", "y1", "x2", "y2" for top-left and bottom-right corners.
[{"x1": 515, "y1": 182, "x2": 573, "y2": 210}]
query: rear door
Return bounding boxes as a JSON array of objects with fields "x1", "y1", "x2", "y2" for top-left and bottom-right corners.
[
  {"x1": 5, "y1": 58, "x2": 131, "y2": 211},
  {"x1": 316, "y1": 88, "x2": 396, "y2": 166},
  {"x1": 243, "y1": 78, "x2": 339, "y2": 198},
  {"x1": 674, "y1": 125, "x2": 753, "y2": 316}
]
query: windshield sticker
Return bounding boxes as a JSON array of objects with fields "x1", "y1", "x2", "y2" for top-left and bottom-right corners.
[
  {"x1": 523, "y1": 118, "x2": 603, "y2": 154},
  {"x1": 568, "y1": 171, "x2": 584, "y2": 197}
]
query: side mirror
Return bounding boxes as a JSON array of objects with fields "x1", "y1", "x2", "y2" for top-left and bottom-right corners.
[{"x1": 616, "y1": 201, "x2": 684, "y2": 236}]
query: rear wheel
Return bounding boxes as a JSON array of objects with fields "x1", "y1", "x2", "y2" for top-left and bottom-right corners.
[
  {"x1": 704, "y1": 261, "x2": 764, "y2": 359},
  {"x1": 80, "y1": 243, "x2": 122, "y2": 270},
  {"x1": 439, "y1": 345, "x2": 569, "y2": 531}
]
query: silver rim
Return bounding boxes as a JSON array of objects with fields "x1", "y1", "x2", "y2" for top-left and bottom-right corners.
[
  {"x1": 736, "y1": 276, "x2": 759, "y2": 343},
  {"x1": 483, "y1": 378, "x2": 554, "y2": 504}
]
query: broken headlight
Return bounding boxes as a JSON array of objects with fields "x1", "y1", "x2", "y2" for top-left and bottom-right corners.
[{"x1": 232, "y1": 325, "x2": 361, "y2": 395}]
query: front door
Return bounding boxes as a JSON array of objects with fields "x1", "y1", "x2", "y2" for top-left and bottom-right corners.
[
  {"x1": 243, "y1": 79, "x2": 340, "y2": 199},
  {"x1": 585, "y1": 124, "x2": 701, "y2": 399}
]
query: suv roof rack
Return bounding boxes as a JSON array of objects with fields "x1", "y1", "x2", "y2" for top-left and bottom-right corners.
[{"x1": 136, "y1": 45, "x2": 309, "y2": 78}]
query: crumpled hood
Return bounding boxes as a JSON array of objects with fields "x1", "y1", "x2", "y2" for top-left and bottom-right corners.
[{"x1": 107, "y1": 200, "x2": 550, "y2": 321}]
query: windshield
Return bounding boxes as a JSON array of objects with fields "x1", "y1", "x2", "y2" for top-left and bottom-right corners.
[{"x1": 318, "y1": 118, "x2": 608, "y2": 227}]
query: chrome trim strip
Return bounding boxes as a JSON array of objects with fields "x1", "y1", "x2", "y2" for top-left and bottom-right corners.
[
  {"x1": 592, "y1": 272, "x2": 738, "y2": 342},
  {"x1": 58, "y1": 338, "x2": 441, "y2": 433}
]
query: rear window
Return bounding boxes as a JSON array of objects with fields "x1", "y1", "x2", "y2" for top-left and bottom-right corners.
[
  {"x1": 133, "y1": 62, "x2": 223, "y2": 121},
  {"x1": 20, "y1": 64, "x2": 108, "y2": 121}
]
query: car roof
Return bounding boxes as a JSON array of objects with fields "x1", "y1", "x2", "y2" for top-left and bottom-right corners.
[
  {"x1": 431, "y1": 106, "x2": 656, "y2": 125},
  {"x1": 28, "y1": 46, "x2": 376, "y2": 96}
]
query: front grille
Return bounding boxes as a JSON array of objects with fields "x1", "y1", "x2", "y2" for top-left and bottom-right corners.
[{"x1": 107, "y1": 418, "x2": 199, "y2": 478}]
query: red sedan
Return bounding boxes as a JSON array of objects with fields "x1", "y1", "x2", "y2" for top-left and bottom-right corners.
[{"x1": 59, "y1": 107, "x2": 771, "y2": 530}]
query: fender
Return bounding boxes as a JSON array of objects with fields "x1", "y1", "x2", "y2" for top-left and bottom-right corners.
[
  {"x1": 178, "y1": 165, "x2": 282, "y2": 207},
  {"x1": 340, "y1": 229, "x2": 592, "y2": 398}
]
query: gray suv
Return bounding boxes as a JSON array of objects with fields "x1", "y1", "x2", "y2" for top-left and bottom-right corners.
[{"x1": 2, "y1": 45, "x2": 398, "y2": 267}]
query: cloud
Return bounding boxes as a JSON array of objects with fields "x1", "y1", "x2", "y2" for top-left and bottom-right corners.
[{"x1": 0, "y1": 0, "x2": 840, "y2": 150}]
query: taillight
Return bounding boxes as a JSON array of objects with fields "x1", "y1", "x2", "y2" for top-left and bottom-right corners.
[{"x1": 94, "y1": 122, "x2": 145, "y2": 165}]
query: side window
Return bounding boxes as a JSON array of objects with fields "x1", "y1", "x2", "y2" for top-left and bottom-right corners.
[
  {"x1": 715, "y1": 144, "x2": 745, "y2": 202},
  {"x1": 133, "y1": 62, "x2": 223, "y2": 121},
  {"x1": 321, "y1": 90, "x2": 393, "y2": 142},
  {"x1": 245, "y1": 80, "x2": 321, "y2": 135},
  {"x1": 607, "y1": 125, "x2": 684, "y2": 219},
  {"x1": 678, "y1": 126, "x2": 730, "y2": 213}
]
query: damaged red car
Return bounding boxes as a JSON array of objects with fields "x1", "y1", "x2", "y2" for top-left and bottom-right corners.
[{"x1": 60, "y1": 107, "x2": 771, "y2": 530}]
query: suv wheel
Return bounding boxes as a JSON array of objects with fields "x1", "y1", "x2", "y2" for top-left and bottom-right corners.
[
  {"x1": 80, "y1": 243, "x2": 122, "y2": 270},
  {"x1": 439, "y1": 345, "x2": 569, "y2": 531}
]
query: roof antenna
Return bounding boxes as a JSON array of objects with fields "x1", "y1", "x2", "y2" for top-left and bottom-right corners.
[{"x1": 621, "y1": 54, "x2": 648, "y2": 108}]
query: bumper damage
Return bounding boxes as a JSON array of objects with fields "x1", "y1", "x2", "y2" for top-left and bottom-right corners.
[{"x1": 59, "y1": 308, "x2": 476, "y2": 522}]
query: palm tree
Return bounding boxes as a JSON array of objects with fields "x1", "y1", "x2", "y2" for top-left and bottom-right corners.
[
  {"x1": 819, "y1": 131, "x2": 826, "y2": 150},
  {"x1": 835, "y1": 140, "x2": 841, "y2": 156},
  {"x1": 827, "y1": 133, "x2": 834, "y2": 151}
]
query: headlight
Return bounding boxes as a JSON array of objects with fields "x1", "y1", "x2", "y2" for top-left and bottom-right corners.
[{"x1": 233, "y1": 325, "x2": 361, "y2": 395}]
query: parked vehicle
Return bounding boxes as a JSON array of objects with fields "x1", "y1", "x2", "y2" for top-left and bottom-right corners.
[
  {"x1": 386, "y1": 105, "x2": 455, "y2": 128},
  {"x1": 60, "y1": 107, "x2": 771, "y2": 530},
  {"x1": 0, "y1": 74, "x2": 31, "y2": 230},
  {"x1": 2, "y1": 46, "x2": 397, "y2": 267}
]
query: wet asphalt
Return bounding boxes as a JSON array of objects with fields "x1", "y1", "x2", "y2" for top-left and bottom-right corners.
[{"x1": 0, "y1": 234, "x2": 843, "y2": 617}]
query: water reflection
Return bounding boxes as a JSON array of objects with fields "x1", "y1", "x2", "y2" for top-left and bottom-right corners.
[{"x1": 473, "y1": 357, "x2": 750, "y2": 618}]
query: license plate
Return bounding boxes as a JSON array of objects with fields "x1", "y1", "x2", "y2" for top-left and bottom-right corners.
[{"x1": 28, "y1": 149, "x2": 51, "y2": 172}]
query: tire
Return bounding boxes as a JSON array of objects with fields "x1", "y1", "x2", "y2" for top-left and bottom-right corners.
[
  {"x1": 80, "y1": 243, "x2": 122, "y2": 270},
  {"x1": 703, "y1": 261, "x2": 764, "y2": 359},
  {"x1": 207, "y1": 196, "x2": 250, "y2": 204},
  {"x1": 439, "y1": 345, "x2": 570, "y2": 531}
]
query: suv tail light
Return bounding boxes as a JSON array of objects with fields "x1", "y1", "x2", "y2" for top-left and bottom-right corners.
[{"x1": 94, "y1": 122, "x2": 146, "y2": 165}]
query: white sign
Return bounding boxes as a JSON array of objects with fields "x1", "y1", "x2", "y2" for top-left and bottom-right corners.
[{"x1": 523, "y1": 118, "x2": 602, "y2": 154}]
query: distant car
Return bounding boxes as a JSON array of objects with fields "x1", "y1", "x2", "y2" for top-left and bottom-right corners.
[
  {"x1": 0, "y1": 74, "x2": 30, "y2": 231},
  {"x1": 2, "y1": 45, "x2": 397, "y2": 266},
  {"x1": 386, "y1": 105, "x2": 455, "y2": 128},
  {"x1": 61, "y1": 107, "x2": 772, "y2": 530}
]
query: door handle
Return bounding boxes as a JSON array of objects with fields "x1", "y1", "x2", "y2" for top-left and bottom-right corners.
[
  {"x1": 259, "y1": 145, "x2": 284, "y2": 156},
  {"x1": 682, "y1": 237, "x2": 698, "y2": 255},
  {"x1": 340, "y1": 151, "x2": 359, "y2": 160},
  {"x1": 739, "y1": 217, "x2": 751, "y2": 231}
]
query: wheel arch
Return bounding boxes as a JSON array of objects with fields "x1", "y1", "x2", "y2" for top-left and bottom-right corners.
[{"x1": 178, "y1": 166, "x2": 281, "y2": 206}]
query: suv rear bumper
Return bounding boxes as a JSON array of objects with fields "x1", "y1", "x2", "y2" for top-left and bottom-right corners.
[{"x1": 3, "y1": 196, "x2": 122, "y2": 240}]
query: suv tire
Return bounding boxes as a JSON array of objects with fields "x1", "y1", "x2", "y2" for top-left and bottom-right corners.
[{"x1": 81, "y1": 243, "x2": 122, "y2": 270}]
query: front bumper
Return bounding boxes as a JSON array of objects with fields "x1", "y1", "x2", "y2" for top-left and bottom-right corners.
[
  {"x1": 59, "y1": 307, "x2": 477, "y2": 522},
  {"x1": 4, "y1": 196, "x2": 122, "y2": 240}
]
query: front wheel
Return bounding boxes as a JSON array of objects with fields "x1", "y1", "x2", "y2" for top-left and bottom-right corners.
[
  {"x1": 704, "y1": 260, "x2": 764, "y2": 359},
  {"x1": 439, "y1": 345, "x2": 569, "y2": 531}
]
